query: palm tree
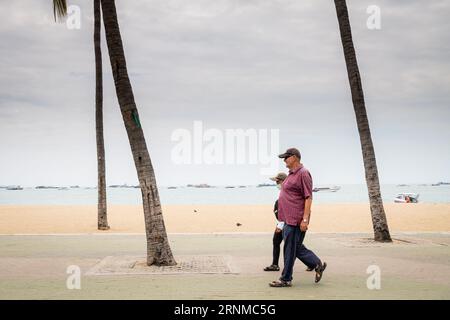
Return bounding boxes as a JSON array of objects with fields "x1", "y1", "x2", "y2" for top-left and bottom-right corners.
[
  {"x1": 100, "y1": 0, "x2": 176, "y2": 265},
  {"x1": 53, "y1": 0, "x2": 109, "y2": 230},
  {"x1": 53, "y1": 0, "x2": 175, "y2": 263},
  {"x1": 52, "y1": 0, "x2": 66, "y2": 22},
  {"x1": 94, "y1": 0, "x2": 109, "y2": 231},
  {"x1": 334, "y1": 0, "x2": 392, "y2": 242}
]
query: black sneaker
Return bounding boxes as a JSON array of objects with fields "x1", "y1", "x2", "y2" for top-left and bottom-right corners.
[{"x1": 315, "y1": 262, "x2": 327, "y2": 283}]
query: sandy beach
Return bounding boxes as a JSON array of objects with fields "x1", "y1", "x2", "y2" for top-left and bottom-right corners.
[{"x1": 1, "y1": 203, "x2": 449, "y2": 234}]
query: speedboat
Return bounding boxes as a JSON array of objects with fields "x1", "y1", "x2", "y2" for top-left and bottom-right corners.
[{"x1": 394, "y1": 193, "x2": 419, "y2": 203}]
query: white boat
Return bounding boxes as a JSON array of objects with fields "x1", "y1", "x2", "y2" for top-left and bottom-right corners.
[
  {"x1": 313, "y1": 185, "x2": 341, "y2": 192},
  {"x1": 394, "y1": 193, "x2": 419, "y2": 203},
  {"x1": 6, "y1": 185, "x2": 23, "y2": 190}
]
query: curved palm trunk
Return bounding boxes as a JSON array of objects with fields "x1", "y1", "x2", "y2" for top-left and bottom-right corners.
[
  {"x1": 100, "y1": 0, "x2": 176, "y2": 265},
  {"x1": 334, "y1": 0, "x2": 392, "y2": 242},
  {"x1": 95, "y1": 0, "x2": 109, "y2": 231}
]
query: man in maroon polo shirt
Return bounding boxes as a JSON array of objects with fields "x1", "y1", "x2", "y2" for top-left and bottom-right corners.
[{"x1": 269, "y1": 148, "x2": 327, "y2": 287}]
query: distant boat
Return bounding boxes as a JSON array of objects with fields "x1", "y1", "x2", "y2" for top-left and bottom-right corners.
[
  {"x1": 70, "y1": 185, "x2": 80, "y2": 189},
  {"x1": 167, "y1": 186, "x2": 177, "y2": 189},
  {"x1": 6, "y1": 185, "x2": 23, "y2": 190},
  {"x1": 433, "y1": 182, "x2": 450, "y2": 186},
  {"x1": 193, "y1": 184, "x2": 213, "y2": 188},
  {"x1": 313, "y1": 186, "x2": 341, "y2": 192},
  {"x1": 394, "y1": 193, "x2": 419, "y2": 203},
  {"x1": 109, "y1": 184, "x2": 136, "y2": 188},
  {"x1": 225, "y1": 186, "x2": 235, "y2": 189},
  {"x1": 257, "y1": 183, "x2": 276, "y2": 187},
  {"x1": 238, "y1": 186, "x2": 246, "y2": 188},
  {"x1": 35, "y1": 186, "x2": 59, "y2": 189}
]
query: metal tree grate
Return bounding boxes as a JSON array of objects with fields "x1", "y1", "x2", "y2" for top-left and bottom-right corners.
[{"x1": 85, "y1": 255, "x2": 237, "y2": 276}]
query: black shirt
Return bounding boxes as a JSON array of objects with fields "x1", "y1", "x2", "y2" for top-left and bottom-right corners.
[{"x1": 273, "y1": 200, "x2": 279, "y2": 220}]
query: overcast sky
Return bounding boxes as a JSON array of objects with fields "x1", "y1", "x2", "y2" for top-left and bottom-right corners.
[{"x1": 0, "y1": 0, "x2": 449, "y2": 187}]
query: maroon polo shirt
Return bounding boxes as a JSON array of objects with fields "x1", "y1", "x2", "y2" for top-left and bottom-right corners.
[{"x1": 278, "y1": 164, "x2": 313, "y2": 226}]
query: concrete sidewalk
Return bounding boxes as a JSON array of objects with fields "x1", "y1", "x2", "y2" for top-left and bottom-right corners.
[{"x1": 0, "y1": 232, "x2": 449, "y2": 299}]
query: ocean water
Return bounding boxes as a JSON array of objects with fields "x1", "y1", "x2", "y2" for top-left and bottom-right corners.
[{"x1": 0, "y1": 184, "x2": 449, "y2": 205}]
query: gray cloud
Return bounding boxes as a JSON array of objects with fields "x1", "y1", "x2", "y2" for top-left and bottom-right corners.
[{"x1": 0, "y1": 0, "x2": 449, "y2": 187}]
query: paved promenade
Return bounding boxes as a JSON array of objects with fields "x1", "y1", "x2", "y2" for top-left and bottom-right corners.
[{"x1": 0, "y1": 232, "x2": 449, "y2": 299}]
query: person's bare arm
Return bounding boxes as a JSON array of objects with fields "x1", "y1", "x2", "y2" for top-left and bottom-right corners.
[
  {"x1": 303, "y1": 197, "x2": 312, "y2": 221},
  {"x1": 300, "y1": 197, "x2": 312, "y2": 231}
]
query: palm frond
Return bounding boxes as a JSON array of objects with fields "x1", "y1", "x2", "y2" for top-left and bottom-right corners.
[{"x1": 53, "y1": 0, "x2": 68, "y2": 22}]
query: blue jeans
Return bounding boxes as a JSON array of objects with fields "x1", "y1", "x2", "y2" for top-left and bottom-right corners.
[{"x1": 281, "y1": 224, "x2": 321, "y2": 282}]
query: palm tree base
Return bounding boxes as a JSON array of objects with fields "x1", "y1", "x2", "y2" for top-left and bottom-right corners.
[
  {"x1": 147, "y1": 256, "x2": 177, "y2": 267},
  {"x1": 98, "y1": 225, "x2": 110, "y2": 231},
  {"x1": 375, "y1": 238, "x2": 393, "y2": 243},
  {"x1": 374, "y1": 232, "x2": 392, "y2": 242}
]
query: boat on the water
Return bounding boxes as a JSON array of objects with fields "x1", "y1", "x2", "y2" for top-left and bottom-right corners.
[
  {"x1": 257, "y1": 183, "x2": 276, "y2": 187},
  {"x1": 313, "y1": 186, "x2": 341, "y2": 192},
  {"x1": 432, "y1": 182, "x2": 450, "y2": 186},
  {"x1": 394, "y1": 193, "x2": 419, "y2": 203},
  {"x1": 109, "y1": 184, "x2": 136, "y2": 188},
  {"x1": 6, "y1": 185, "x2": 23, "y2": 190},
  {"x1": 194, "y1": 184, "x2": 213, "y2": 188}
]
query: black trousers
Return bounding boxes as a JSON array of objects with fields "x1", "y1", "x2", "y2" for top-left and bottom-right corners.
[{"x1": 272, "y1": 231, "x2": 283, "y2": 266}]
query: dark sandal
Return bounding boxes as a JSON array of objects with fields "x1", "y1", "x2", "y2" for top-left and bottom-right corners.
[
  {"x1": 264, "y1": 265, "x2": 280, "y2": 271},
  {"x1": 306, "y1": 266, "x2": 314, "y2": 271},
  {"x1": 315, "y1": 262, "x2": 327, "y2": 283},
  {"x1": 269, "y1": 280, "x2": 292, "y2": 287}
]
